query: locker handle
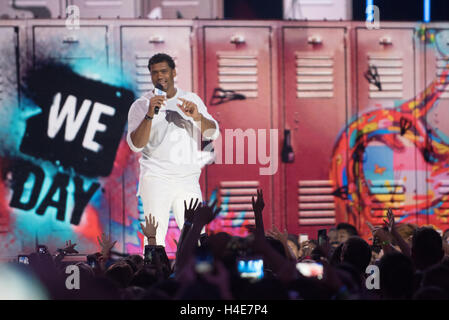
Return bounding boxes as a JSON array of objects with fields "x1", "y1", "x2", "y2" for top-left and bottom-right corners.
[
  {"x1": 307, "y1": 36, "x2": 322, "y2": 45},
  {"x1": 62, "y1": 36, "x2": 79, "y2": 44},
  {"x1": 149, "y1": 35, "x2": 165, "y2": 44},
  {"x1": 230, "y1": 35, "x2": 245, "y2": 44},
  {"x1": 281, "y1": 129, "x2": 294, "y2": 163},
  {"x1": 379, "y1": 36, "x2": 393, "y2": 45}
]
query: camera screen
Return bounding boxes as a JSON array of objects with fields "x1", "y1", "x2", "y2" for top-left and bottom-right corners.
[
  {"x1": 18, "y1": 256, "x2": 29, "y2": 264},
  {"x1": 296, "y1": 262, "x2": 323, "y2": 279},
  {"x1": 237, "y1": 258, "x2": 264, "y2": 280},
  {"x1": 144, "y1": 246, "x2": 154, "y2": 263},
  {"x1": 38, "y1": 246, "x2": 47, "y2": 254},
  {"x1": 86, "y1": 255, "x2": 97, "y2": 268}
]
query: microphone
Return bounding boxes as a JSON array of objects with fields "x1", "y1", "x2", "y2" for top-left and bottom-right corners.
[{"x1": 154, "y1": 83, "x2": 166, "y2": 115}]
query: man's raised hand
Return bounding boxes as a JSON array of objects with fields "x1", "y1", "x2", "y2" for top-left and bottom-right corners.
[
  {"x1": 177, "y1": 98, "x2": 201, "y2": 121},
  {"x1": 148, "y1": 95, "x2": 166, "y2": 116}
]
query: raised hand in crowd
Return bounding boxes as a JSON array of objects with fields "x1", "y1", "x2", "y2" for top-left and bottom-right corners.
[
  {"x1": 250, "y1": 189, "x2": 297, "y2": 283},
  {"x1": 384, "y1": 208, "x2": 411, "y2": 257},
  {"x1": 63, "y1": 240, "x2": 79, "y2": 254},
  {"x1": 366, "y1": 219, "x2": 396, "y2": 255},
  {"x1": 384, "y1": 208, "x2": 395, "y2": 232},
  {"x1": 97, "y1": 232, "x2": 117, "y2": 259},
  {"x1": 54, "y1": 240, "x2": 78, "y2": 264},
  {"x1": 252, "y1": 189, "x2": 265, "y2": 235},
  {"x1": 193, "y1": 199, "x2": 221, "y2": 227},
  {"x1": 267, "y1": 226, "x2": 297, "y2": 261},
  {"x1": 176, "y1": 198, "x2": 200, "y2": 258},
  {"x1": 185, "y1": 198, "x2": 200, "y2": 225},
  {"x1": 175, "y1": 198, "x2": 221, "y2": 274},
  {"x1": 366, "y1": 220, "x2": 379, "y2": 237},
  {"x1": 140, "y1": 214, "x2": 159, "y2": 245}
]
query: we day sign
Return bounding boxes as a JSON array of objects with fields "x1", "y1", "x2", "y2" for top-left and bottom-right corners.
[{"x1": 7, "y1": 63, "x2": 134, "y2": 227}]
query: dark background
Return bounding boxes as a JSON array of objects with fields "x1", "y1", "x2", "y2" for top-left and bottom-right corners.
[
  {"x1": 353, "y1": 0, "x2": 449, "y2": 21},
  {"x1": 223, "y1": 0, "x2": 449, "y2": 21}
]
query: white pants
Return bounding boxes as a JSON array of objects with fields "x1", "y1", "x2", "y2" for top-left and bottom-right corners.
[{"x1": 139, "y1": 175, "x2": 203, "y2": 246}]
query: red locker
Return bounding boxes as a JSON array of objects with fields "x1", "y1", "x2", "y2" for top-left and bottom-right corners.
[
  {"x1": 120, "y1": 22, "x2": 194, "y2": 257},
  {"x1": 201, "y1": 25, "x2": 276, "y2": 236},
  {"x1": 423, "y1": 26, "x2": 449, "y2": 230},
  {"x1": 120, "y1": 25, "x2": 193, "y2": 98},
  {"x1": 354, "y1": 27, "x2": 418, "y2": 235},
  {"x1": 31, "y1": 23, "x2": 111, "y2": 253},
  {"x1": 0, "y1": 25, "x2": 21, "y2": 257},
  {"x1": 282, "y1": 26, "x2": 348, "y2": 237}
]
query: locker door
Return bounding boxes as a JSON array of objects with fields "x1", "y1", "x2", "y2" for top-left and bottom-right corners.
[
  {"x1": 33, "y1": 26, "x2": 108, "y2": 67},
  {"x1": 121, "y1": 26, "x2": 193, "y2": 257},
  {"x1": 121, "y1": 26, "x2": 192, "y2": 97},
  {"x1": 355, "y1": 28, "x2": 417, "y2": 234},
  {"x1": 424, "y1": 28, "x2": 449, "y2": 230},
  {"x1": 0, "y1": 27, "x2": 21, "y2": 257},
  {"x1": 148, "y1": 0, "x2": 222, "y2": 19},
  {"x1": 283, "y1": 27, "x2": 347, "y2": 237},
  {"x1": 204, "y1": 26, "x2": 274, "y2": 236},
  {"x1": 69, "y1": 0, "x2": 140, "y2": 18},
  {"x1": 32, "y1": 25, "x2": 112, "y2": 252}
]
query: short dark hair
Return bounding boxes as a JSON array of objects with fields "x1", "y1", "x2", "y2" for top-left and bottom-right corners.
[
  {"x1": 341, "y1": 236, "x2": 371, "y2": 274},
  {"x1": 379, "y1": 252, "x2": 414, "y2": 299},
  {"x1": 336, "y1": 223, "x2": 358, "y2": 236},
  {"x1": 412, "y1": 227, "x2": 444, "y2": 270},
  {"x1": 421, "y1": 263, "x2": 449, "y2": 297},
  {"x1": 148, "y1": 53, "x2": 175, "y2": 71}
]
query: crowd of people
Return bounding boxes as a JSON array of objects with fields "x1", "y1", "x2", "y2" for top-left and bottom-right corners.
[{"x1": 2, "y1": 189, "x2": 449, "y2": 300}]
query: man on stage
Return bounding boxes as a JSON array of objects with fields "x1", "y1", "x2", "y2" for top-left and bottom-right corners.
[{"x1": 127, "y1": 53, "x2": 219, "y2": 246}]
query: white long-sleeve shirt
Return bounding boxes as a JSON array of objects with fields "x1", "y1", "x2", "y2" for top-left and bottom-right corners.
[{"x1": 126, "y1": 88, "x2": 219, "y2": 189}]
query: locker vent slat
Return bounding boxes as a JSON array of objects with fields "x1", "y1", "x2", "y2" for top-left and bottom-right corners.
[
  {"x1": 436, "y1": 58, "x2": 449, "y2": 99},
  {"x1": 296, "y1": 53, "x2": 334, "y2": 99},
  {"x1": 217, "y1": 53, "x2": 258, "y2": 98},
  {"x1": 219, "y1": 180, "x2": 259, "y2": 229},
  {"x1": 83, "y1": 0, "x2": 125, "y2": 8},
  {"x1": 367, "y1": 54, "x2": 403, "y2": 99},
  {"x1": 369, "y1": 180, "x2": 405, "y2": 218},
  {"x1": 134, "y1": 52, "x2": 179, "y2": 96},
  {"x1": 298, "y1": 180, "x2": 335, "y2": 225},
  {"x1": 436, "y1": 180, "x2": 449, "y2": 221}
]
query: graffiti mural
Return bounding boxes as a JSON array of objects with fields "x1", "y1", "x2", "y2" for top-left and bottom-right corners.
[
  {"x1": 331, "y1": 27, "x2": 449, "y2": 238},
  {"x1": 2, "y1": 21, "x2": 449, "y2": 259},
  {"x1": 0, "y1": 55, "x2": 143, "y2": 256}
]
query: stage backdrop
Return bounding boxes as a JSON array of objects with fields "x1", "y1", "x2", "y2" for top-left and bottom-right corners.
[{"x1": 0, "y1": 20, "x2": 449, "y2": 260}]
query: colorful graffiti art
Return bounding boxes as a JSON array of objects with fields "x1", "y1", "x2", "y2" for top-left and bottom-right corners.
[
  {"x1": 206, "y1": 188, "x2": 255, "y2": 238},
  {"x1": 0, "y1": 55, "x2": 147, "y2": 257},
  {"x1": 330, "y1": 54, "x2": 449, "y2": 238}
]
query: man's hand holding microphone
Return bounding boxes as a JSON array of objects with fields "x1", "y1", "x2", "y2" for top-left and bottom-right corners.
[
  {"x1": 147, "y1": 95, "x2": 166, "y2": 118},
  {"x1": 146, "y1": 84, "x2": 167, "y2": 119}
]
